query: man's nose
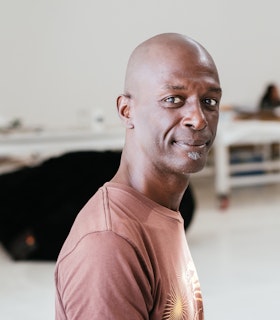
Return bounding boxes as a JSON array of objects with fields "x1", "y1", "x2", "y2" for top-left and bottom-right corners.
[{"x1": 181, "y1": 101, "x2": 207, "y2": 130}]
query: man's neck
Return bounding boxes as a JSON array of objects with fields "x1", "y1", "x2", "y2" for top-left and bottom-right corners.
[{"x1": 111, "y1": 161, "x2": 189, "y2": 211}]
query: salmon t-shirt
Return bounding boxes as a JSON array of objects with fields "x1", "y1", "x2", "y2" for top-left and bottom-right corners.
[{"x1": 55, "y1": 182, "x2": 204, "y2": 319}]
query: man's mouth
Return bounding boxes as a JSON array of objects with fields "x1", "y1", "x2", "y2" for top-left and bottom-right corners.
[{"x1": 173, "y1": 140, "x2": 209, "y2": 149}]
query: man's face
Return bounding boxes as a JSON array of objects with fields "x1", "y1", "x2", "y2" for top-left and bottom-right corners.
[{"x1": 128, "y1": 46, "x2": 222, "y2": 176}]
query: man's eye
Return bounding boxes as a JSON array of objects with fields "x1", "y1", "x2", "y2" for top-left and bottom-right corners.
[
  {"x1": 164, "y1": 96, "x2": 183, "y2": 104},
  {"x1": 204, "y1": 98, "x2": 218, "y2": 107}
]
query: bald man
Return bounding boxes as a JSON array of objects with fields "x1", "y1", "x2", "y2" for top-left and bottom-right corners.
[{"x1": 55, "y1": 33, "x2": 222, "y2": 320}]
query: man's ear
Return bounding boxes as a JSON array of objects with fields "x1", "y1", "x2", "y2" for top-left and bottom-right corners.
[{"x1": 116, "y1": 95, "x2": 134, "y2": 129}]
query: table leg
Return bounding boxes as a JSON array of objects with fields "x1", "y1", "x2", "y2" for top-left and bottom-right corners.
[{"x1": 214, "y1": 143, "x2": 231, "y2": 208}]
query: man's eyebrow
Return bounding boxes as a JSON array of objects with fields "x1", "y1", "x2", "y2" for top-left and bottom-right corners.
[
  {"x1": 209, "y1": 87, "x2": 222, "y2": 94},
  {"x1": 164, "y1": 85, "x2": 186, "y2": 90},
  {"x1": 164, "y1": 85, "x2": 222, "y2": 94}
]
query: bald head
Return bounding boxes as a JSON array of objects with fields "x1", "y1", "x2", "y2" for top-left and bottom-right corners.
[{"x1": 124, "y1": 33, "x2": 219, "y2": 96}]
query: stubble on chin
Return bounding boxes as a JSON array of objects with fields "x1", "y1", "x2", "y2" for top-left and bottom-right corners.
[{"x1": 187, "y1": 151, "x2": 202, "y2": 161}]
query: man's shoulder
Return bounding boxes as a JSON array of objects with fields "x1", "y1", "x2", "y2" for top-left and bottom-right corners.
[
  {"x1": 56, "y1": 183, "x2": 138, "y2": 258},
  {"x1": 56, "y1": 186, "x2": 109, "y2": 260}
]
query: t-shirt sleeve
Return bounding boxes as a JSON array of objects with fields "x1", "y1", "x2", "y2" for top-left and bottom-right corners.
[{"x1": 55, "y1": 231, "x2": 153, "y2": 320}]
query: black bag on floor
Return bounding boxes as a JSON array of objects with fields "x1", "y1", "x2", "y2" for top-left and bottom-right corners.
[{"x1": 0, "y1": 151, "x2": 195, "y2": 261}]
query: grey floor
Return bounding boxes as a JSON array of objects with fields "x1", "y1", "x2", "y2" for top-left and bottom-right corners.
[
  {"x1": 0, "y1": 175, "x2": 279, "y2": 320},
  {"x1": 188, "y1": 176, "x2": 280, "y2": 320}
]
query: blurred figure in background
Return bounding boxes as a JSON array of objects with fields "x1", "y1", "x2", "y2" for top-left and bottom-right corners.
[{"x1": 259, "y1": 83, "x2": 280, "y2": 110}]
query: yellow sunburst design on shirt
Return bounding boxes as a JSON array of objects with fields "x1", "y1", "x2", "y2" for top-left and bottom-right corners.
[
  {"x1": 162, "y1": 283, "x2": 191, "y2": 320},
  {"x1": 162, "y1": 261, "x2": 203, "y2": 320}
]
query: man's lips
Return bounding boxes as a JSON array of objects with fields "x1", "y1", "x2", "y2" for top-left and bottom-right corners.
[{"x1": 173, "y1": 140, "x2": 209, "y2": 149}]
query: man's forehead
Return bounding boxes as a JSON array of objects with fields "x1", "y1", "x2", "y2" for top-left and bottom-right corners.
[
  {"x1": 157, "y1": 64, "x2": 220, "y2": 84},
  {"x1": 137, "y1": 46, "x2": 216, "y2": 76},
  {"x1": 160, "y1": 68, "x2": 221, "y2": 91}
]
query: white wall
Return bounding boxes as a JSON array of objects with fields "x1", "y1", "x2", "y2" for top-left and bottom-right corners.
[{"x1": 1, "y1": 0, "x2": 280, "y2": 128}]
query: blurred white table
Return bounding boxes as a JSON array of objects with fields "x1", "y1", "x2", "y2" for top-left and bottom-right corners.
[
  {"x1": 214, "y1": 117, "x2": 280, "y2": 196},
  {"x1": 3, "y1": 119, "x2": 280, "y2": 198},
  {"x1": 0, "y1": 127, "x2": 125, "y2": 158}
]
